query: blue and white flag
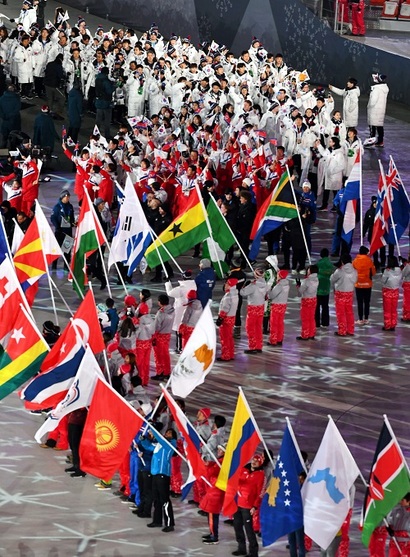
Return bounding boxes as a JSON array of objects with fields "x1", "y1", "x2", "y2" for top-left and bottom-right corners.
[
  {"x1": 108, "y1": 175, "x2": 152, "y2": 275},
  {"x1": 341, "y1": 150, "x2": 361, "y2": 244},
  {"x1": 34, "y1": 345, "x2": 103, "y2": 443},
  {"x1": 301, "y1": 416, "x2": 360, "y2": 550},
  {"x1": 260, "y1": 422, "x2": 305, "y2": 547}
]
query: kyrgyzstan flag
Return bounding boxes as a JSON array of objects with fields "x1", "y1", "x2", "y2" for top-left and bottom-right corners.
[{"x1": 79, "y1": 378, "x2": 143, "y2": 480}]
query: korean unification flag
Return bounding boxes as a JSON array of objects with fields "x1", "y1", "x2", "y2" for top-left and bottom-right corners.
[{"x1": 301, "y1": 417, "x2": 360, "y2": 550}]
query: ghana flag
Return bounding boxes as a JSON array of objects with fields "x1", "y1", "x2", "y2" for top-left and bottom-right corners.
[
  {"x1": 145, "y1": 189, "x2": 208, "y2": 268},
  {"x1": 249, "y1": 171, "x2": 298, "y2": 260}
]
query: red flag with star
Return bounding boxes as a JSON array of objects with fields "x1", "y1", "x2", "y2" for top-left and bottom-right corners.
[
  {"x1": 0, "y1": 303, "x2": 49, "y2": 400},
  {"x1": 0, "y1": 256, "x2": 31, "y2": 350}
]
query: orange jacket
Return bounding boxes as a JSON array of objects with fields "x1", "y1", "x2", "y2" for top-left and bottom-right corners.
[{"x1": 353, "y1": 254, "x2": 376, "y2": 288}]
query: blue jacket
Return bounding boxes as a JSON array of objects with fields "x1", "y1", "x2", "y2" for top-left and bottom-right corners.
[
  {"x1": 95, "y1": 72, "x2": 115, "y2": 109},
  {"x1": 195, "y1": 267, "x2": 217, "y2": 308},
  {"x1": 150, "y1": 430, "x2": 176, "y2": 476},
  {"x1": 138, "y1": 436, "x2": 155, "y2": 472}
]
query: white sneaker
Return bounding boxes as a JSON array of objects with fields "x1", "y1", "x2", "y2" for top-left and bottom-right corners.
[
  {"x1": 299, "y1": 269, "x2": 306, "y2": 275},
  {"x1": 355, "y1": 320, "x2": 364, "y2": 325}
]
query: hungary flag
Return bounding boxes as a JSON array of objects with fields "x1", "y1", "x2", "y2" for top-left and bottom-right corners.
[
  {"x1": 145, "y1": 189, "x2": 208, "y2": 268},
  {"x1": 202, "y1": 196, "x2": 236, "y2": 278},
  {"x1": 361, "y1": 418, "x2": 410, "y2": 546},
  {"x1": 249, "y1": 171, "x2": 298, "y2": 260},
  {"x1": 0, "y1": 304, "x2": 49, "y2": 401},
  {"x1": 69, "y1": 193, "x2": 105, "y2": 296}
]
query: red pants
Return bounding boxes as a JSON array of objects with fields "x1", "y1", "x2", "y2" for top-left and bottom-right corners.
[
  {"x1": 351, "y1": 3, "x2": 365, "y2": 35},
  {"x1": 402, "y1": 282, "x2": 410, "y2": 321},
  {"x1": 179, "y1": 323, "x2": 194, "y2": 349},
  {"x1": 135, "y1": 339, "x2": 152, "y2": 386},
  {"x1": 219, "y1": 315, "x2": 235, "y2": 360},
  {"x1": 388, "y1": 532, "x2": 410, "y2": 557},
  {"x1": 335, "y1": 291, "x2": 355, "y2": 335},
  {"x1": 170, "y1": 438, "x2": 184, "y2": 495},
  {"x1": 300, "y1": 297, "x2": 317, "y2": 339},
  {"x1": 153, "y1": 332, "x2": 171, "y2": 376},
  {"x1": 369, "y1": 526, "x2": 388, "y2": 557},
  {"x1": 48, "y1": 415, "x2": 69, "y2": 450},
  {"x1": 336, "y1": 508, "x2": 352, "y2": 557},
  {"x1": 246, "y1": 305, "x2": 264, "y2": 350},
  {"x1": 337, "y1": 0, "x2": 350, "y2": 22},
  {"x1": 383, "y1": 288, "x2": 399, "y2": 330},
  {"x1": 269, "y1": 303, "x2": 287, "y2": 344},
  {"x1": 118, "y1": 451, "x2": 131, "y2": 496},
  {"x1": 21, "y1": 195, "x2": 37, "y2": 216}
]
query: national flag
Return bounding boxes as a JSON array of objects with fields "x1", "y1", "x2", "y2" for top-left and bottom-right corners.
[
  {"x1": 34, "y1": 345, "x2": 104, "y2": 443},
  {"x1": 21, "y1": 289, "x2": 104, "y2": 409},
  {"x1": 170, "y1": 303, "x2": 215, "y2": 398},
  {"x1": 384, "y1": 157, "x2": 410, "y2": 245},
  {"x1": 108, "y1": 175, "x2": 152, "y2": 275},
  {"x1": 13, "y1": 202, "x2": 61, "y2": 304},
  {"x1": 13, "y1": 218, "x2": 48, "y2": 304},
  {"x1": 0, "y1": 303, "x2": 49, "y2": 401},
  {"x1": 161, "y1": 387, "x2": 208, "y2": 498},
  {"x1": 301, "y1": 416, "x2": 360, "y2": 550},
  {"x1": 144, "y1": 189, "x2": 209, "y2": 269},
  {"x1": 341, "y1": 150, "x2": 361, "y2": 243},
  {"x1": 0, "y1": 214, "x2": 11, "y2": 265},
  {"x1": 260, "y1": 422, "x2": 305, "y2": 547},
  {"x1": 361, "y1": 417, "x2": 410, "y2": 547},
  {"x1": 11, "y1": 218, "x2": 25, "y2": 255},
  {"x1": 369, "y1": 171, "x2": 387, "y2": 255},
  {"x1": 79, "y1": 378, "x2": 143, "y2": 479},
  {"x1": 249, "y1": 171, "x2": 298, "y2": 260},
  {"x1": 202, "y1": 196, "x2": 236, "y2": 278},
  {"x1": 255, "y1": 129, "x2": 267, "y2": 139},
  {"x1": 35, "y1": 201, "x2": 63, "y2": 262},
  {"x1": 69, "y1": 191, "x2": 105, "y2": 296},
  {"x1": 0, "y1": 256, "x2": 31, "y2": 351},
  {"x1": 216, "y1": 390, "x2": 261, "y2": 516}
]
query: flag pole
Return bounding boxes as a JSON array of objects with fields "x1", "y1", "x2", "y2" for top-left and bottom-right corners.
[
  {"x1": 34, "y1": 202, "x2": 59, "y2": 326},
  {"x1": 238, "y1": 386, "x2": 275, "y2": 469},
  {"x1": 148, "y1": 228, "x2": 174, "y2": 279},
  {"x1": 208, "y1": 195, "x2": 254, "y2": 272},
  {"x1": 160, "y1": 384, "x2": 222, "y2": 468},
  {"x1": 378, "y1": 160, "x2": 401, "y2": 257},
  {"x1": 194, "y1": 183, "x2": 224, "y2": 278},
  {"x1": 285, "y1": 417, "x2": 307, "y2": 474},
  {"x1": 359, "y1": 143, "x2": 363, "y2": 245},
  {"x1": 287, "y1": 166, "x2": 311, "y2": 265},
  {"x1": 383, "y1": 414, "x2": 410, "y2": 474},
  {"x1": 148, "y1": 227, "x2": 184, "y2": 274},
  {"x1": 48, "y1": 276, "x2": 74, "y2": 317}
]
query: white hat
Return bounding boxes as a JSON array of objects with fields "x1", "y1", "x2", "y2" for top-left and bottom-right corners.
[
  {"x1": 302, "y1": 180, "x2": 311, "y2": 189},
  {"x1": 242, "y1": 177, "x2": 251, "y2": 187}
]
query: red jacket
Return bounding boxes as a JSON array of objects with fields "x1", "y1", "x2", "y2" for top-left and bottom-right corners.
[
  {"x1": 200, "y1": 459, "x2": 225, "y2": 514},
  {"x1": 237, "y1": 465, "x2": 265, "y2": 509}
]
